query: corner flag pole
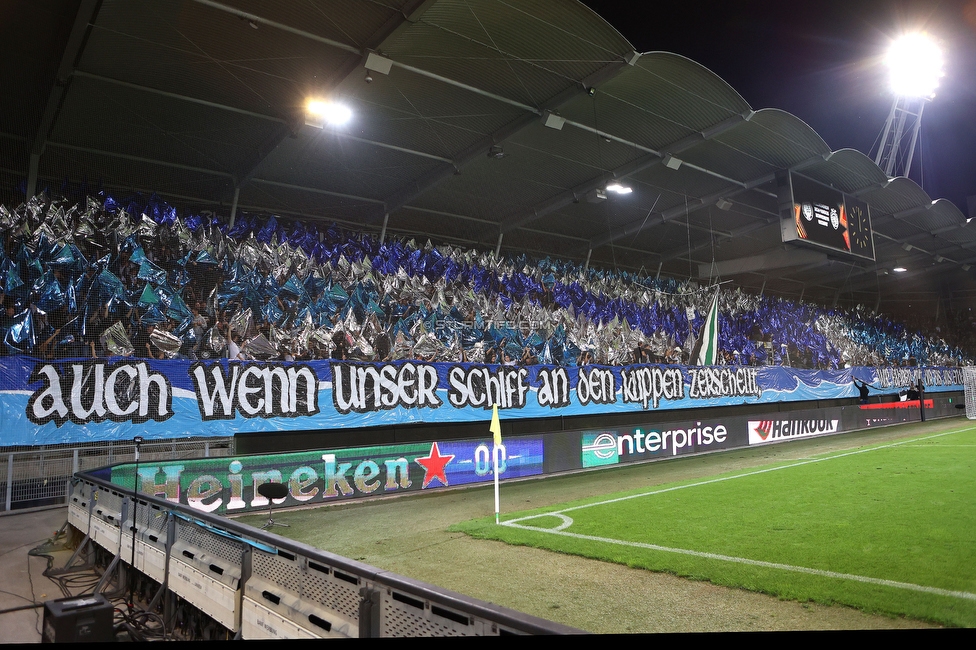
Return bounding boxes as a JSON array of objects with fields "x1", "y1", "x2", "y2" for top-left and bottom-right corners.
[{"x1": 490, "y1": 404, "x2": 502, "y2": 524}]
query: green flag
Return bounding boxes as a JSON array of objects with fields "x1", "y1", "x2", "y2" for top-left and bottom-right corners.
[{"x1": 694, "y1": 288, "x2": 720, "y2": 365}]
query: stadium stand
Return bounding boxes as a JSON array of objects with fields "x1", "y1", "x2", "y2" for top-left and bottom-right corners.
[
  {"x1": 1, "y1": 194, "x2": 972, "y2": 370},
  {"x1": 2, "y1": 0, "x2": 974, "y2": 639}
]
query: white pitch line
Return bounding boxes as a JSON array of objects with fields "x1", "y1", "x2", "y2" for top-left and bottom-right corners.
[
  {"x1": 499, "y1": 521, "x2": 976, "y2": 602},
  {"x1": 496, "y1": 424, "x2": 976, "y2": 601},
  {"x1": 901, "y1": 444, "x2": 976, "y2": 448},
  {"x1": 505, "y1": 424, "x2": 973, "y2": 523}
]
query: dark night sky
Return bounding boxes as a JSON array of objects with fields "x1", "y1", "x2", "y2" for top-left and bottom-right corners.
[{"x1": 582, "y1": 0, "x2": 976, "y2": 214}]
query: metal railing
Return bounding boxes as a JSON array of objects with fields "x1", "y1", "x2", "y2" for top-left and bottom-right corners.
[
  {"x1": 67, "y1": 473, "x2": 582, "y2": 637},
  {"x1": 1, "y1": 437, "x2": 233, "y2": 512}
]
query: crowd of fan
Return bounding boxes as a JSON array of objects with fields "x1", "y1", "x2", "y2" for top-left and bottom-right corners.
[{"x1": 0, "y1": 193, "x2": 971, "y2": 369}]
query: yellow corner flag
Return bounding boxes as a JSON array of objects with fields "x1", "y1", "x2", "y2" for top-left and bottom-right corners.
[
  {"x1": 490, "y1": 404, "x2": 502, "y2": 447},
  {"x1": 490, "y1": 404, "x2": 502, "y2": 524}
]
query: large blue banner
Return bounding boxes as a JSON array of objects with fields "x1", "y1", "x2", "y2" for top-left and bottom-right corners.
[{"x1": 1, "y1": 356, "x2": 962, "y2": 446}]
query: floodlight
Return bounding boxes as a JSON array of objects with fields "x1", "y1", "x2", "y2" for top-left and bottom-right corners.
[
  {"x1": 305, "y1": 99, "x2": 352, "y2": 127},
  {"x1": 874, "y1": 33, "x2": 945, "y2": 177},
  {"x1": 893, "y1": 266, "x2": 907, "y2": 272},
  {"x1": 886, "y1": 33, "x2": 945, "y2": 99},
  {"x1": 606, "y1": 183, "x2": 632, "y2": 194}
]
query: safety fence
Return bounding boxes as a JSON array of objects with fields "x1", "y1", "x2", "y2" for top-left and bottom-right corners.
[
  {"x1": 67, "y1": 473, "x2": 581, "y2": 637},
  {"x1": 0, "y1": 437, "x2": 233, "y2": 512}
]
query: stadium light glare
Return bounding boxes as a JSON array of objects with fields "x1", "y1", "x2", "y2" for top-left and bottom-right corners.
[
  {"x1": 305, "y1": 99, "x2": 352, "y2": 127},
  {"x1": 606, "y1": 183, "x2": 632, "y2": 194},
  {"x1": 893, "y1": 266, "x2": 908, "y2": 272},
  {"x1": 885, "y1": 33, "x2": 945, "y2": 98}
]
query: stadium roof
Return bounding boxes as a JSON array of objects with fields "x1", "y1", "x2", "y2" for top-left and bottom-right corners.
[{"x1": 4, "y1": 0, "x2": 975, "y2": 313}]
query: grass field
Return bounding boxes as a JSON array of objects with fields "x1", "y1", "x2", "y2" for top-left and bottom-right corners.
[
  {"x1": 454, "y1": 424, "x2": 976, "y2": 627},
  {"x1": 237, "y1": 419, "x2": 974, "y2": 632}
]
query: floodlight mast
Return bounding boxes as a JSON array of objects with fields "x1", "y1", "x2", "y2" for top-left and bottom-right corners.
[
  {"x1": 873, "y1": 33, "x2": 945, "y2": 179},
  {"x1": 875, "y1": 96, "x2": 925, "y2": 177}
]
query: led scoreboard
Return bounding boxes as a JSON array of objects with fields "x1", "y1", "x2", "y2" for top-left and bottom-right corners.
[{"x1": 780, "y1": 172, "x2": 874, "y2": 261}]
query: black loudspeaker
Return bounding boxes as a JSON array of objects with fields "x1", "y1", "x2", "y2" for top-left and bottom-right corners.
[{"x1": 42, "y1": 593, "x2": 114, "y2": 643}]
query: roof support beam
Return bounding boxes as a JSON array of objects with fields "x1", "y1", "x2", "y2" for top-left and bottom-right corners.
[
  {"x1": 74, "y1": 71, "x2": 453, "y2": 164},
  {"x1": 831, "y1": 230, "x2": 966, "y2": 294},
  {"x1": 559, "y1": 113, "x2": 760, "y2": 184},
  {"x1": 48, "y1": 141, "x2": 235, "y2": 178},
  {"x1": 190, "y1": 0, "x2": 438, "y2": 204},
  {"x1": 697, "y1": 248, "x2": 828, "y2": 278},
  {"x1": 589, "y1": 180, "x2": 766, "y2": 250},
  {"x1": 589, "y1": 152, "x2": 826, "y2": 250},
  {"x1": 898, "y1": 223, "x2": 965, "y2": 243},
  {"x1": 44, "y1": 142, "x2": 388, "y2": 207},
  {"x1": 233, "y1": 121, "x2": 299, "y2": 188},
  {"x1": 379, "y1": 213, "x2": 390, "y2": 245},
  {"x1": 334, "y1": 134, "x2": 453, "y2": 163},
  {"x1": 499, "y1": 111, "x2": 754, "y2": 234},
  {"x1": 72, "y1": 71, "x2": 287, "y2": 123},
  {"x1": 868, "y1": 204, "x2": 928, "y2": 230},
  {"x1": 250, "y1": 179, "x2": 385, "y2": 205},
  {"x1": 381, "y1": 52, "x2": 642, "y2": 221},
  {"x1": 398, "y1": 205, "x2": 589, "y2": 245},
  {"x1": 190, "y1": 0, "x2": 359, "y2": 55},
  {"x1": 869, "y1": 203, "x2": 974, "y2": 260},
  {"x1": 660, "y1": 218, "x2": 776, "y2": 263},
  {"x1": 26, "y1": 0, "x2": 101, "y2": 197},
  {"x1": 26, "y1": 153, "x2": 40, "y2": 199},
  {"x1": 228, "y1": 186, "x2": 240, "y2": 227}
]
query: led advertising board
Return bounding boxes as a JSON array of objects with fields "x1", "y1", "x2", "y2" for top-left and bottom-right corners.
[
  {"x1": 110, "y1": 438, "x2": 544, "y2": 514},
  {"x1": 782, "y1": 172, "x2": 874, "y2": 261}
]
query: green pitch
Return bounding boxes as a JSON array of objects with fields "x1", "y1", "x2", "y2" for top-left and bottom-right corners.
[{"x1": 454, "y1": 425, "x2": 976, "y2": 627}]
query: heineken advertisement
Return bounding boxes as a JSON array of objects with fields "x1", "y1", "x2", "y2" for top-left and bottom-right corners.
[
  {"x1": 109, "y1": 438, "x2": 544, "y2": 514},
  {"x1": 1, "y1": 356, "x2": 962, "y2": 446}
]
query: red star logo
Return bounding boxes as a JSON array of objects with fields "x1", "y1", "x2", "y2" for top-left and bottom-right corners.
[{"x1": 415, "y1": 441, "x2": 454, "y2": 488}]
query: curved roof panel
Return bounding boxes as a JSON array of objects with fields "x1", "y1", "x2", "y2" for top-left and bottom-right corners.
[
  {"x1": 2, "y1": 0, "x2": 973, "y2": 309},
  {"x1": 809, "y1": 148, "x2": 890, "y2": 193}
]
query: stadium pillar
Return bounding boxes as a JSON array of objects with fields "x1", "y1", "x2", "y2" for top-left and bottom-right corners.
[
  {"x1": 229, "y1": 186, "x2": 240, "y2": 228},
  {"x1": 379, "y1": 213, "x2": 389, "y2": 245},
  {"x1": 26, "y1": 153, "x2": 40, "y2": 199},
  {"x1": 584, "y1": 248, "x2": 592, "y2": 271},
  {"x1": 495, "y1": 233, "x2": 503, "y2": 258},
  {"x1": 4, "y1": 454, "x2": 11, "y2": 511}
]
